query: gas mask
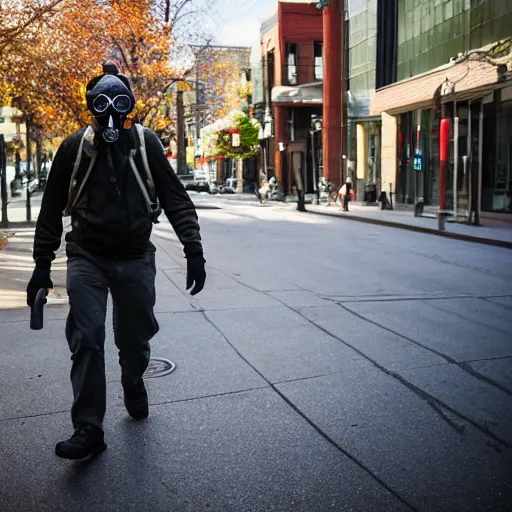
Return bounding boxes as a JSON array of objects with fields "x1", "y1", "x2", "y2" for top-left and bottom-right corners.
[{"x1": 85, "y1": 63, "x2": 135, "y2": 144}]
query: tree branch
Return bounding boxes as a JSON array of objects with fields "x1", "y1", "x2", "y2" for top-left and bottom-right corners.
[{"x1": 0, "y1": 0, "x2": 67, "y2": 52}]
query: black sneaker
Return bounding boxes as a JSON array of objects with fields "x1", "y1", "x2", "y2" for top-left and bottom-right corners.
[
  {"x1": 124, "y1": 380, "x2": 149, "y2": 420},
  {"x1": 55, "y1": 424, "x2": 106, "y2": 460}
]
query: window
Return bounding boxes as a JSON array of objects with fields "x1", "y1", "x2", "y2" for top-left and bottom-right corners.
[
  {"x1": 267, "y1": 50, "x2": 275, "y2": 90},
  {"x1": 286, "y1": 43, "x2": 297, "y2": 85},
  {"x1": 314, "y1": 42, "x2": 323, "y2": 80}
]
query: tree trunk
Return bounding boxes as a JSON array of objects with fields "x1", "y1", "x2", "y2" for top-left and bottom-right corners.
[
  {"x1": 0, "y1": 134, "x2": 8, "y2": 228},
  {"x1": 36, "y1": 134, "x2": 43, "y2": 177}
]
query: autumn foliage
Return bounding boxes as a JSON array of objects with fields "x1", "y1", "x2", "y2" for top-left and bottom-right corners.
[{"x1": 0, "y1": 0, "x2": 207, "y2": 138}]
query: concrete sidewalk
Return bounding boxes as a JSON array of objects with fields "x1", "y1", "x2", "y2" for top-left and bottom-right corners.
[
  {"x1": 1, "y1": 200, "x2": 512, "y2": 511},
  {"x1": 0, "y1": 192, "x2": 64, "y2": 308},
  {"x1": 295, "y1": 202, "x2": 512, "y2": 248}
]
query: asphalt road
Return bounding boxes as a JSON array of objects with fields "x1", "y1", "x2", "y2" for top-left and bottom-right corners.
[{"x1": 1, "y1": 195, "x2": 511, "y2": 511}]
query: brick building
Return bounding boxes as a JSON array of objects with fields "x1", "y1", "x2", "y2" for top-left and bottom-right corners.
[{"x1": 259, "y1": 1, "x2": 324, "y2": 194}]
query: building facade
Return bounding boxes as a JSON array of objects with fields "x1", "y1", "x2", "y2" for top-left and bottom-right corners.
[
  {"x1": 0, "y1": 107, "x2": 25, "y2": 147},
  {"x1": 371, "y1": 0, "x2": 512, "y2": 216},
  {"x1": 259, "y1": 1, "x2": 324, "y2": 194}
]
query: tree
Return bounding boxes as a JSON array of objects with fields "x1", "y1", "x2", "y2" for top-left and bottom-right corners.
[
  {"x1": 1, "y1": 0, "x2": 217, "y2": 222},
  {"x1": 0, "y1": 0, "x2": 213, "y2": 138},
  {"x1": 195, "y1": 47, "x2": 251, "y2": 126},
  {"x1": 202, "y1": 111, "x2": 259, "y2": 160}
]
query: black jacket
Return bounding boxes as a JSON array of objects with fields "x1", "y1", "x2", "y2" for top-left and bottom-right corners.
[{"x1": 33, "y1": 126, "x2": 202, "y2": 261}]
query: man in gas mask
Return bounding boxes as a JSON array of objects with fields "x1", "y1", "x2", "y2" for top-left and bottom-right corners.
[{"x1": 26, "y1": 63, "x2": 206, "y2": 459}]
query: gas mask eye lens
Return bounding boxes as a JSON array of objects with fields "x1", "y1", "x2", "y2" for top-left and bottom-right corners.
[
  {"x1": 92, "y1": 94, "x2": 110, "y2": 113},
  {"x1": 113, "y1": 95, "x2": 131, "y2": 113}
]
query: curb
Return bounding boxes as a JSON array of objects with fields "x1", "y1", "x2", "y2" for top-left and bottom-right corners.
[{"x1": 307, "y1": 209, "x2": 512, "y2": 250}]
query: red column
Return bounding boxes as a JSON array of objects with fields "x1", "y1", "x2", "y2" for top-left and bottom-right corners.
[
  {"x1": 274, "y1": 105, "x2": 285, "y2": 183},
  {"x1": 322, "y1": 0, "x2": 343, "y2": 188},
  {"x1": 439, "y1": 118, "x2": 450, "y2": 211}
]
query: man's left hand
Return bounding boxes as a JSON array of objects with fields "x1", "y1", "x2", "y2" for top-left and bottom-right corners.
[{"x1": 186, "y1": 255, "x2": 206, "y2": 296}]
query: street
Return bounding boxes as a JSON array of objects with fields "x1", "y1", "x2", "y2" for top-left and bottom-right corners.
[{"x1": 1, "y1": 195, "x2": 512, "y2": 511}]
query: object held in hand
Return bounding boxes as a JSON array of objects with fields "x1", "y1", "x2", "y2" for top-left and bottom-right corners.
[{"x1": 30, "y1": 288, "x2": 48, "y2": 330}]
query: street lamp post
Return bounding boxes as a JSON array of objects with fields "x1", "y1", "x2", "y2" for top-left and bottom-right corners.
[
  {"x1": 257, "y1": 107, "x2": 274, "y2": 184},
  {"x1": 0, "y1": 134, "x2": 8, "y2": 228},
  {"x1": 25, "y1": 117, "x2": 32, "y2": 222},
  {"x1": 310, "y1": 115, "x2": 322, "y2": 205}
]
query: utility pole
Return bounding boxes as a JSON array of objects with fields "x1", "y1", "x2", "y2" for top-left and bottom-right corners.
[
  {"x1": 26, "y1": 117, "x2": 32, "y2": 222},
  {"x1": 340, "y1": 2, "x2": 348, "y2": 186},
  {"x1": 176, "y1": 88, "x2": 186, "y2": 175},
  {"x1": 0, "y1": 134, "x2": 8, "y2": 228},
  {"x1": 195, "y1": 57, "x2": 201, "y2": 161},
  {"x1": 321, "y1": 0, "x2": 345, "y2": 189}
]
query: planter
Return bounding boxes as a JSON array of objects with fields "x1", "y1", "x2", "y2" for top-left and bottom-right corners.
[{"x1": 0, "y1": 235, "x2": 7, "y2": 251}]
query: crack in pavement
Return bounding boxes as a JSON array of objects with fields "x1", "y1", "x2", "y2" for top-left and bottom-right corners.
[
  {"x1": 206, "y1": 264, "x2": 511, "y2": 443},
  {"x1": 148, "y1": 386, "x2": 271, "y2": 409},
  {"x1": 200, "y1": 309, "x2": 418, "y2": 511},
  {"x1": 281, "y1": 301, "x2": 477, "y2": 438},
  {"x1": 482, "y1": 296, "x2": 512, "y2": 310},
  {"x1": 139, "y1": 256, "x2": 512, "y2": 450},
  {"x1": 422, "y1": 299, "x2": 512, "y2": 338},
  {"x1": 0, "y1": 388, "x2": 272, "y2": 425},
  {"x1": 339, "y1": 303, "x2": 512, "y2": 399},
  {"x1": 0, "y1": 408, "x2": 70, "y2": 423},
  {"x1": 464, "y1": 355, "x2": 512, "y2": 364},
  {"x1": 220, "y1": 259, "x2": 511, "y2": 450}
]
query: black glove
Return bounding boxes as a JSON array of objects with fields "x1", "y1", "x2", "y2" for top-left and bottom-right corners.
[
  {"x1": 27, "y1": 259, "x2": 53, "y2": 308},
  {"x1": 186, "y1": 254, "x2": 206, "y2": 296}
]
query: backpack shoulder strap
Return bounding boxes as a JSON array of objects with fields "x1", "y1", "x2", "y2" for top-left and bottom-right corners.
[
  {"x1": 134, "y1": 124, "x2": 156, "y2": 199},
  {"x1": 64, "y1": 126, "x2": 97, "y2": 216},
  {"x1": 127, "y1": 124, "x2": 161, "y2": 223}
]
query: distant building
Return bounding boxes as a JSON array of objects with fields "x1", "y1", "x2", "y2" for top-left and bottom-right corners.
[
  {"x1": 0, "y1": 107, "x2": 25, "y2": 146},
  {"x1": 185, "y1": 45, "x2": 251, "y2": 167}
]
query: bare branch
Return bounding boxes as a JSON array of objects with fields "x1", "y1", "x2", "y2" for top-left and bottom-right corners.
[{"x1": 0, "y1": 0, "x2": 67, "y2": 52}]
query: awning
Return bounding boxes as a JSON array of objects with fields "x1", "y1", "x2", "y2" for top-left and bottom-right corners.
[
  {"x1": 370, "y1": 55, "x2": 505, "y2": 116},
  {"x1": 271, "y1": 82, "x2": 323, "y2": 104}
]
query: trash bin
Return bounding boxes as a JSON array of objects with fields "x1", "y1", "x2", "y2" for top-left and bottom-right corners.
[
  {"x1": 10, "y1": 179, "x2": 21, "y2": 198},
  {"x1": 364, "y1": 183, "x2": 377, "y2": 204}
]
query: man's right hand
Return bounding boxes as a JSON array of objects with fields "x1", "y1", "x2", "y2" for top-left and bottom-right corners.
[{"x1": 27, "y1": 260, "x2": 53, "y2": 308}]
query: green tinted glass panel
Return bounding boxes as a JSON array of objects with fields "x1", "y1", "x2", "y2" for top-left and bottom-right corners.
[
  {"x1": 445, "y1": 0, "x2": 453, "y2": 20},
  {"x1": 347, "y1": 0, "x2": 377, "y2": 115},
  {"x1": 435, "y1": 5, "x2": 443, "y2": 24},
  {"x1": 397, "y1": 0, "x2": 512, "y2": 80}
]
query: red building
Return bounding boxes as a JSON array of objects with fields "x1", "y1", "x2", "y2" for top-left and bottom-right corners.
[{"x1": 260, "y1": 1, "x2": 323, "y2": 194}]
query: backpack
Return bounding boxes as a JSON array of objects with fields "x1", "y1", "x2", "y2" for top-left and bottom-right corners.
[{"x1": 63, "y1": 123, "x2": 162, "y2": 223}]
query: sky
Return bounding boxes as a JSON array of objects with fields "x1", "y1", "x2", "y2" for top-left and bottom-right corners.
[{"x1": 208, "y1": 0, "x2": 278, "y2": 61}]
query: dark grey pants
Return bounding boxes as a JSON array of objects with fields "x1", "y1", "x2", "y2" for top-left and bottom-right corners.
[{"x1": 65, "y1": 252, "x2": 159, "y2": 429}]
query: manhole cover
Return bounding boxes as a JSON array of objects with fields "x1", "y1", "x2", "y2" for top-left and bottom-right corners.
[{"x1": 143, "y1": 358, "x2": 176, "y2": 379}]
